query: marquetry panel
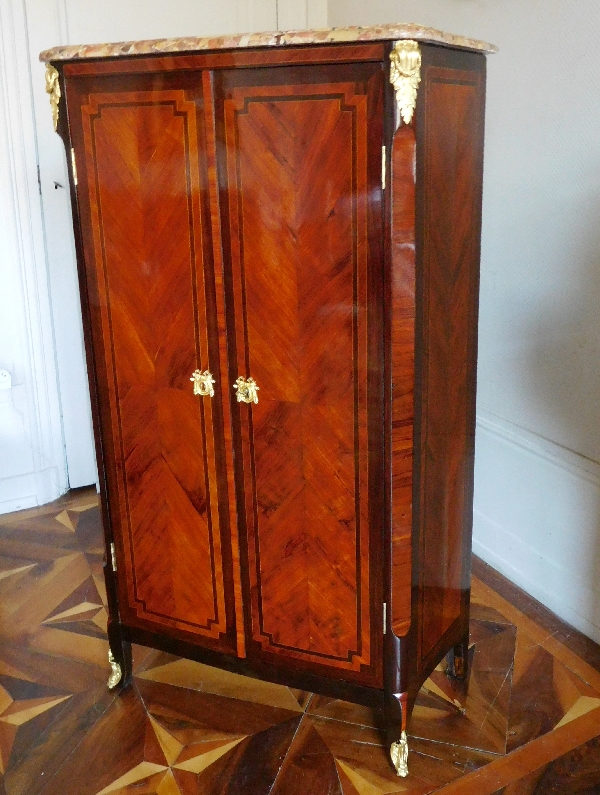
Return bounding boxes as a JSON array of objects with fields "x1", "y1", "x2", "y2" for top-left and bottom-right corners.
[
  {"x1": 216, "y1": 65, "x2": 384, "y2": 684},
  {"x1": 75, "y1": 88, "x2": 234, "y2": 649},
  {"x1": 416, "y1": 60, "x2": 485, "y2": 664}
]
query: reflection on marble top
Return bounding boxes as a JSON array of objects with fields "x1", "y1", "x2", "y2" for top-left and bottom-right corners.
[{"x1": 39, "y1": 22, "x2": 497, "y2": 63}]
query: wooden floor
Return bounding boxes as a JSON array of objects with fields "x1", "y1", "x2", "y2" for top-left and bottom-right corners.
[{"x1": 0, "y1": 489, "x2": 599, "y2": 794}]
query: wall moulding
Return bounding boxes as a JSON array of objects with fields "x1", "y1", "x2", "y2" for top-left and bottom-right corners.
[
  {"x1": 0, "y1": 0, "x2": 68, "y2": 513},
  {"x1": 474, "y1": 411, "x2": 600, "y2": 645}
]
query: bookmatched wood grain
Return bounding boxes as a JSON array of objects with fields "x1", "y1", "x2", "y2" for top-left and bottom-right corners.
[
  {"x1": 200, "y1": 70, "x2": 247, "y2": 659},
  {"x1": 215, "y1": 62, "x2": 385, "y2": 686}
]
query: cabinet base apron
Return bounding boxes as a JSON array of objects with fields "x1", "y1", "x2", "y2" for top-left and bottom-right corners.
[{"x1": 109, "y1": 619, "x2": 473, "y2": 777}]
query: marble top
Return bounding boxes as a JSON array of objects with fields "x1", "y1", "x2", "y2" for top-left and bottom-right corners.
[{"x1": 39, "y1": 23, "x2": 497, "y2": 62}]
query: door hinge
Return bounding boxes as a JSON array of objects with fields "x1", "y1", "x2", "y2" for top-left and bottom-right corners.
[
  {"x1": 110, "y1": 542, "x2": 117, "y2": 572},
  {"x1": 383, "y1": 602, "x2": 387, "y2": 634},
  {"x1": 71, "y1": 148, "x2": 78, "y2": 186},
  {"x1": 381, "y1": 145, "x2": 386, "y2": 190}
]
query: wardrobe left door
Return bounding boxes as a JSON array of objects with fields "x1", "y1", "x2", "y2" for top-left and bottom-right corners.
[{"x1": 65, "y1": 69, "x2": 242, "y2": 656}]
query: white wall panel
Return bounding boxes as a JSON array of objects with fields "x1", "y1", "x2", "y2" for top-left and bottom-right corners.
[
  {"x1": 474, "y1": 412, "x2": 600, "y2": 644},
  {"x1": 0, "y1": 0, "x2": 67, "y2": 513},
  {"x1": 24, "y1": 0, "x2": 97, "y2": 490},
  {"x1": 63, "y1": 0, "x2": 276, "y2": 45},
  {"x1": 307, "y1": 0, "x2": 328, "y2": 28},
  {"x1": 278, "y1": 0, "x2": 327, "y2": 30}
]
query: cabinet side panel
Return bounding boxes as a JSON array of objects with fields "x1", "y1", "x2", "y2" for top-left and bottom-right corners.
[
  {"x1": 67, "y1": 79, "x2": 236, "y2": 651},
  {"x1": 216, "y1": 62, "x2": 384, "y2": 686},
  {"x1": 390, "y1": 125, "x2": 416, "y2": 638},
  {"x1": 415, "y1": 50, "x2": 485, "y2": 666}
]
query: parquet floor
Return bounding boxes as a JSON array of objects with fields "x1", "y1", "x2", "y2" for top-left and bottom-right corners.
[{"x1": 0, "y1": 489, "x2": 599, "y2": 794}]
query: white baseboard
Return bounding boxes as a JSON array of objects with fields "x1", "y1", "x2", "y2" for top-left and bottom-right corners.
[
  {"x1": 0, "y1": 472, "x2": 45, "y2": 514},
  {"x1": 473, "y1": 411, "x2": 600, "y2": 645},
  {"x1": 0, "y1": 467, "x2": 62, "y2": 515}
]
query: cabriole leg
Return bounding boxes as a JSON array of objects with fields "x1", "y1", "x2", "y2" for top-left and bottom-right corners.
[
  {"x1": 446, "y1": 632, "x2": 470, "y2": 681},
  {"x1": 107, "y1": 619, "x2": 132, "y2": 691},
  {"x1": 387, "y1": 691, "x2": 409, "y2": 777}
]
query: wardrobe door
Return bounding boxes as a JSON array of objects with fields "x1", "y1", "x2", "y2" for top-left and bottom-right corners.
[
  {"x1": 66, "y1": 71, "x2": 240, "y2": 654},
  {"x1": 215, "y1": 60, "x2": 385, "y2": 686}
]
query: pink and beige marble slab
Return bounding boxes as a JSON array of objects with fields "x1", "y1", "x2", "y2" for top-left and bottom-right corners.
[{"x1": 40, "y1": 22, "x2": 497, "y2": 63}]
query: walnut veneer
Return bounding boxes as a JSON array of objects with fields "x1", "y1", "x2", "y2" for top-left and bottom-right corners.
[{"x1": 44, "y1": 31, "x2": 489, "y2": 776}]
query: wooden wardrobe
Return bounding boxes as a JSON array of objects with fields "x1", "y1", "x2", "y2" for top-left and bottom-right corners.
[{"x1": 41, "y1": 24, "x2": 494, "y2": 776}]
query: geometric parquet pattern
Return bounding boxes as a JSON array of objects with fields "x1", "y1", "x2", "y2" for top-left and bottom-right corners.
[{"x1": 1, "y1": 488, "x2": 600, "y2": 794}]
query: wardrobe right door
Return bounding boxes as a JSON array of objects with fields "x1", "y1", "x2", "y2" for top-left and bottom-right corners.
[{"x1": 214, "y1": 56, "x2": 386, "y2": 687}]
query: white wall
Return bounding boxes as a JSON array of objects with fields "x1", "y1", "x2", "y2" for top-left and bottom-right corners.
[
  {"x1": 0, "y1": 0, "x2": 327, "y2": 514},
  {"x1": 328, "y1": 0, "x2": 600, "y2": 642},
  {"x1": 0, "y1": 0, "x2": 68, "y2": 512}
]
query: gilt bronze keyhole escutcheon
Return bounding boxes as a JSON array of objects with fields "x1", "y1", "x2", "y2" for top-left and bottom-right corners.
[
  {"x1": 190, "y1": 369, "x2": 215, "y2": 397},
  {"x1": 234, "y1": 376, "x2": 259, "y2": 404}
]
